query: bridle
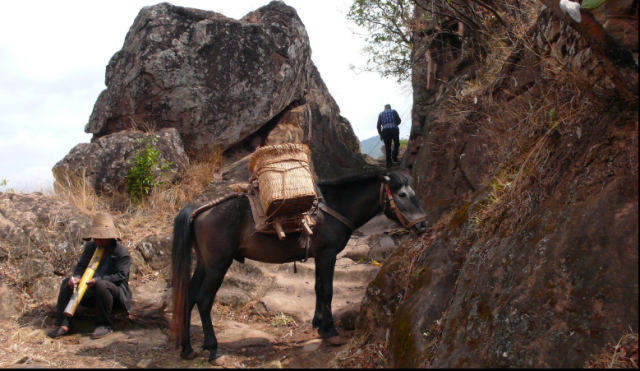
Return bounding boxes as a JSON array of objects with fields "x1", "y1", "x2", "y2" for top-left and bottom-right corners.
[
  {"x1": 318, "y1": 181, "x2": 427, "y2": 232},
  {"x1": 379, "y1": 183, "x2": 428, "y2": 230}
]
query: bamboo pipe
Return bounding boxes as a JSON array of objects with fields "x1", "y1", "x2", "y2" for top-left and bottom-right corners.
[{"x1": 63, "y1": 246, "x2": 105, "y2": 317}]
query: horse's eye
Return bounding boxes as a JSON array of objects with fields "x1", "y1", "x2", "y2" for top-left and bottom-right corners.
[{"x1": 398, "y1": 192, "x2": 407, "y2": 198}]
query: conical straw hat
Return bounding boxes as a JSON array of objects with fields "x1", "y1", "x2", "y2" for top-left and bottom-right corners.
[{"x1": 82, "y1": 213, "x2": 120, "y2": 241}]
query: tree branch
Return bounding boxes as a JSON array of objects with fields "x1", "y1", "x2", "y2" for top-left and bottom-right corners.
[{"x1": 469, "y1": 0, "x2": 508, "y2": 26}]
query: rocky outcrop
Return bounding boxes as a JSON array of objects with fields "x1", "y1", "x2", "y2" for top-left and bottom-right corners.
[
  {"x1": 53, "y1": 128, "x2": 188, "y2": 194},
  {"x1": 84, "y1": 1, "x2": 366, "y2": 180},
  {"x1": 0, "y1": 193, "x2": 93, "y2": 306},
  {"x1": 0, "y1": 193, "x2": 92, "y2": 263},
  {"x1": 355, "y1": 0, "x2": 638, "y2": 368}
]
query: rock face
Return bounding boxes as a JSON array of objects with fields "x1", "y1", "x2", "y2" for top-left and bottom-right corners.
[
  {"x1": 136, "y1": 235, "x2": 173, "y2": 280},
  {"x1": 354, "y1": 0, "x2": 638, "y2": 368},
  {"x1": 0, "y1": 283, "x2": 20, "y2": 320},
  {"x1": 85, "y1": 1, "x2": 366, "y2": 179},
  {"x1": 0, "y1": 193, "x2": 93, "y2": 306},
  {"x1": 53, "y1": 128, "x2": 189, "y2": 194},
  {"x1": 0, "y1": 193, "x2": 92, "y2": 264}
]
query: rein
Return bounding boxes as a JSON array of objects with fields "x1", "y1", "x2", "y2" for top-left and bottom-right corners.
[{"x1": 379, "y1": 183, "x2": 428, "y2": 230}]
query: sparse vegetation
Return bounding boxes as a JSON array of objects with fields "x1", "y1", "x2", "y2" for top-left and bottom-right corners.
[
  {"x1": 269, "y1": 312, "x2": 297, "y2": 327},
  {"x1": 0, "y1": 179, "x2": 13, "y2": 193},
  {"x1": 585, "y1": 332, "x2": 639, "y2": 368},
  {"x1": 48, "y1": 146, "x2": 225, "y2": 258},
  {"x1": 347, "y1": 0, "x2": 414, "y2": 82},
  {"x1": 126, "y1": 137, "x2": 173, "y2": 203},
  {"x1": 332, "y1": 334, "x2": 389, "y2": 368}
]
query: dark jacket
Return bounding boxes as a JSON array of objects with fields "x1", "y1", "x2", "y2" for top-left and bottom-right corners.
[
  {"x1": 72, "y1": 241, "x2": 132, "y2": 312},
  {"x1": 377, "y1": 108, "x2": 402, "y2": 134}
]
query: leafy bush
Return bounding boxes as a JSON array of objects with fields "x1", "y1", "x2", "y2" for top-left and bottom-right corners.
[{"x1": 126, "y1": 138, "x2": 173, "y2": 202}]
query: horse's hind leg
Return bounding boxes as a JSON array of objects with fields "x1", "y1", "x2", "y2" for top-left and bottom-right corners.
[
  {"x1": 196, "y1": 260, "x2": 233, "y2": 364},
  {"x1": 180, "y1": 262, "x2": 206, "y2": 359}
]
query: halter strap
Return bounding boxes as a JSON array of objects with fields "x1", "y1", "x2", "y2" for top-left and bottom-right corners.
[
  {"x1": 379, "y1": 183, "x2": 428, "y2": 230},
  {"x1": 318, "y1": 182, "x2": 427, "y2": 232},
  {"x1": 319, "y1": 204, "x2": 356, "y2": 230}
]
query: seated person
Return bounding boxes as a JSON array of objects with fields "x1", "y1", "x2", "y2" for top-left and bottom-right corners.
[{"x1": 47, "y1": 213, "x2": 132, "y2": 340}]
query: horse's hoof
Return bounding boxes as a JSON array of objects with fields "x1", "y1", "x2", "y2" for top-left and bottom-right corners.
[
  {"x1": 209, "y1": 355, "x2": 226, "y2": 366},
  {"x1": 325, "y1": 336, "x2": 344, "y2": 346},
  {"x1": 181, "y1": 350, "x2": 199, "y2": 360}
]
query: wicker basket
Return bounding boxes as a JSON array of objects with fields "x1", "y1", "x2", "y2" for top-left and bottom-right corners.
[{"x1": 248, "y1": 143, "x2": 316, "y2": 216}]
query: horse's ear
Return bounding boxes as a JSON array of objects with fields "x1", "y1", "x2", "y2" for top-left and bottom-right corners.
[{"x1": 378, "y1": 174, "x2": 390, "y2": 183}]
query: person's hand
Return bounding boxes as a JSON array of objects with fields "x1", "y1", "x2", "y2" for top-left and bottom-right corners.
[
  {"x1": 379, "y1": 135, "x2": 383, "y2": 141},
  {"x1": 68, "y1": 277, "x2": 79, "y2": 289},
  {"x1": 87, "y1": 278, "x2": 96, "y2": 287}
]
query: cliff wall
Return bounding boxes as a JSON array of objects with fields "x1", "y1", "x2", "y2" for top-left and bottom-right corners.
[{"x1": 353, "y1": 0, "x2": 638, "y2": 367}]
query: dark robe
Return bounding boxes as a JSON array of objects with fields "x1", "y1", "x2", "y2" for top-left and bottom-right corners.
[{"x1": 72, "y1": 241, "x2": 132, "y2": 312}]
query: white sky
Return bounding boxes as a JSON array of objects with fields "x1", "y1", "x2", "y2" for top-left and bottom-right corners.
[{"x1": 0, "y1": 0, "x2": 412, "y2": 192}]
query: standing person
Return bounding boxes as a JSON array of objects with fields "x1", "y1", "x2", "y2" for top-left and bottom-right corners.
[
  {"x1": 376, "y1": 104, "x2": 402, "y2": 168},
  {"x1": 47, "y1": 213, "x2": 132, "y2": 340}
]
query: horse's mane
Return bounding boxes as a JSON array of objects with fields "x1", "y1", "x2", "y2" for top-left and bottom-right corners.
[{"x1": 317, "y1": 170, "x2": 412, "y2": 189}]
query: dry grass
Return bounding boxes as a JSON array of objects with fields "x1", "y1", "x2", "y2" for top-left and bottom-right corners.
[
  {"x1": 49, "y1": 147, "x2": 225, "y2": 244},
  {"x1": 269, "y1": 312, "x2": 298, "y2": 327},
  {"x1": 48, "y1": 168, "x2": 108, "y2": 215},
  {"x1": 433, "y1": 0, "x2": 631, "y2": 239},
  {"x1": 586, "y1": 332, "x2": 639, "y2": 369},
  {"x1": 331, "y1": 334, "x2": 389, "y2": 368}
]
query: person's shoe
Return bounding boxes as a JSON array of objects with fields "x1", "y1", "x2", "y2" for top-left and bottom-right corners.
[
  {"x1": 47, "y1": 326, "x2": 73, "y2": 339},
  {"x1": 91, "y1": 326, "x2": 113, "y2": 339},
  {"x1": 392, "y1": 157, "x2": 400, "y2": 163},
  {"x1": 386, "y1": 162, "x2": 392, "y2": 168}
]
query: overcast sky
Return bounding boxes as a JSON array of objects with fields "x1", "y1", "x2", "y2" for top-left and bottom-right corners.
[{"x1": 0, "y1": 0, "x2": 412, "y2": 192}]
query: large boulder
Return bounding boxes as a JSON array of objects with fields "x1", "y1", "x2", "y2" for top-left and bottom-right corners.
[
  {"x1": 53, "y1": 128, "x2": 189, "y2": 194},
  {"x1": 86, "y1": 2, "x2": 310, "y2": 151},
  {"x1": 83, "y1": 1, "x2": 366, "y2": 179}
]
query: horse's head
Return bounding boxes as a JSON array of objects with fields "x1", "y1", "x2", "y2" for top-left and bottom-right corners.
[{"x1": 379, "y1": 172, "x2": 428, "y2": 233}]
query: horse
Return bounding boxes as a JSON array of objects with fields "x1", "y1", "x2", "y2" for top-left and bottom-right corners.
[{"x1": 170, "y1": 170, "x2": 428, "y2": 365}]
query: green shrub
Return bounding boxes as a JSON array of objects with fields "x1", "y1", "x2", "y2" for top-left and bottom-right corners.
[
  {"x1": 0, "y1": 179, "x2": 13, "y2": 193},
  {"x1": 126, "y1": 138, "x2": 173, "y2": 202}
]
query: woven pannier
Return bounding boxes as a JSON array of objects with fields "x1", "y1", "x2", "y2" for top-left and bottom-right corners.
[{"x1": 248, "y1": 143, "x2": 316, "y2": 216}]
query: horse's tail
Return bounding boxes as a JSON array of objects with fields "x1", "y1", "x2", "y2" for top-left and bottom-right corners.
[{"x1": 170, "y1": 203, "x2": 198, "y2": 348}]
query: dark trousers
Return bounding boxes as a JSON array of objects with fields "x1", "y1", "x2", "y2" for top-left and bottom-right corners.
[
  {"x1": 56, "y1": 277, "x2": 122, "y2": 328},
  {"x1": 381, "y1": 127, "x2": 400, "y2": 166}
]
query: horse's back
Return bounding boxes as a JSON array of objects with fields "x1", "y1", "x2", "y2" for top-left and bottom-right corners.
[{"x1": 192, "y1": 197, "x2": 252, "y2": 263}]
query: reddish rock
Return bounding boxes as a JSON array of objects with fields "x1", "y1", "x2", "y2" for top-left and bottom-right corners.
[{"x1": 356, "y1": 2, "x2": 639, "y2": 368}]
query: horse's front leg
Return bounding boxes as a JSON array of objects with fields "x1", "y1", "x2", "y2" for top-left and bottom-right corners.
[
  {"x1": 196, "y1": 260, "x2": 232, "y2": 366},
  {"x1": 313, "y1": 248, "x2": 343, "y2": 345},
  {"x1": 312, "y1": 276, "x2": 323, "y2": 328}
]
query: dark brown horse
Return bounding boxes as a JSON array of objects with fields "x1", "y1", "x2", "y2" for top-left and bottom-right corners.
[{"x1": 171, "y1": 171, "x2": 427, "y2": 364}]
